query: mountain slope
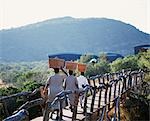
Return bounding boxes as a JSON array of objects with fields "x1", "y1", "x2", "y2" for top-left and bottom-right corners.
[{"x1": 0, "y1": 17, "x2": 149, "y2": 61}]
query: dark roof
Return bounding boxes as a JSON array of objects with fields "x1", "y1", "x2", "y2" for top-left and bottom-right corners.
[
  {"x1": 48, "y1": 53, "x2": 123, "y2": 62},
  {"x1": 48, "y1": 53, "x2": 81, "y2": 61}
]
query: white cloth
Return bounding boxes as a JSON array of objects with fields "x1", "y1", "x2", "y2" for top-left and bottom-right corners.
[
  {"x1": 46, "y1": 74, "x2": 64, "y2": 102},
  {"x1": 65, "y1": 75, "x2": 79, "y2": 106},
  {"x1": 77, "y1": 75, "x2": 89, "y2": 89},
  {"x1": 77, "y1": 75, "x2": 89, "y2": 107}
]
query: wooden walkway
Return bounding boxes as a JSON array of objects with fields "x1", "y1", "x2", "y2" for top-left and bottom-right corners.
[
  {"x1": 1, "y1": 69, "x2": 144, "y2": 121},
  {"x1": 32, "y1": 83, "x2": 123, "y2": 121}
]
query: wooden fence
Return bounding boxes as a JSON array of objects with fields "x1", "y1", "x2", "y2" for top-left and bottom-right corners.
[{"x1": 1, "y1": 69, "x2": 145, "y2": 121}]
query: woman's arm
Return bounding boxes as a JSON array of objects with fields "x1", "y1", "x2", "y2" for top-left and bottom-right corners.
[
  {"x1": 43, "y1": 77, "x2": 50, "y2": 94},
  {"x1": 61, "y1": 67, "x2": 68, "y2": 76},
  {"x1": 75, "y1": 77, "x2": 79, "y2": 89}
]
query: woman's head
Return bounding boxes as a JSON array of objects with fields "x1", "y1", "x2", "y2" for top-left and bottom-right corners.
[
  {"x1": 54, "y1": 68, "x2": 59, "y2": 73},
  {"x1": 81, "y1": 72, "x2": 84, "y2": 76},
  {"x1": 69, "y1": 70, "x2": 73, "y2": 75}
]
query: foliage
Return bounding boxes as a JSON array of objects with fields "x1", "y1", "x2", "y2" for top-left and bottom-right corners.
[
  {"x1": 21, "y1": 80, "x2": 42, "y2": 92},
  {"x1": 138, "y1": 50, "x2": 150, "y2": 71},
  {"x1": 79, "y1": 54, "x2": 94, "y2": 63},
  {"x1": 0, "y1": 50, "x2": 149, "y2": 93},
  {"x1": 0, "y1": 61, "x2": 50, "y2": 87},
  {"x1": 99, "y1": 53, "x2": 107, "y2": 62},
  {"x1": 0, "y1": 51, "x2": 149, "y2": 120},
  {"x1": 0, "y1": 86, "x2": 20, "y2": 96},
  {"x1": 85, "y1": 60, "x2": 110, "y2": 77},
  {"x1": 144, "y1": 73, "x2": 150, "y2": 82},
  {"x1": 110, "y1": 55, "x2": 139, "y2": 72}
]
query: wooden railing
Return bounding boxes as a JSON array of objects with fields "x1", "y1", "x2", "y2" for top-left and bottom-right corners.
[{"x1": 1, "y1": 69, "x2": 145, "y2": 121}]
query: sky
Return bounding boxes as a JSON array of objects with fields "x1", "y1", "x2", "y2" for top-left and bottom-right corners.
[{"x1": 0, "y1": 0, "x2": 150, "y2": 34}]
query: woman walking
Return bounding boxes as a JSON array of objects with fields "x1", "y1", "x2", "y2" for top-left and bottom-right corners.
[
  {"x1": 65, "y1": 70, "x2": 79, "y2": 111},
  {"x1": 43, "y1": 68, "x2": 65, "y2": 121}
]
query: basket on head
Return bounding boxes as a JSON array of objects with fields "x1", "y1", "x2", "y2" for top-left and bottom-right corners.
[
  {"x1": 49, "y1": 58, "x2": 65, "y2": 69},
  {"x1": 78, "y1": 63, "x2": 87, "y2": 72},
  {"x1": 65, "y1": 61, "x2": 77, "y2": 71}
]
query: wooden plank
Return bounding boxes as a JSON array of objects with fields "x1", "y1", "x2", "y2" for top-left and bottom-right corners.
[{"x1": 32, "y1": 78, "x2": 126, "y2": 121}]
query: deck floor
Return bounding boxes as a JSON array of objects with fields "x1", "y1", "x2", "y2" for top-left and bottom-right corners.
[{"x1": 32, "y1": 84, "x2": 122, "y2": 121}]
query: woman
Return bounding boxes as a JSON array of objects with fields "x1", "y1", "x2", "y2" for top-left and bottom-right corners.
[
  {"x1": 43, "y1": 68, "x2": 64, "y2": 121},
  {"x1": 77, "y1": 72, "x2": 89, "y2": 108},
  {"x1": 64, "y1": 70, "x2": 79, "y2": 111}
]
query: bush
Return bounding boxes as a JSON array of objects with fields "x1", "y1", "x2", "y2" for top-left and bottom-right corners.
[
  {"x1": 138, "y1": 50, "x2": 150, "y2": 71},
  {"x1": 111, "y1": 55, "x2": 139, "y2": 72},
  {"x1": 0, "y1": 86, "x2": 20, "y2": 96},
  {"x1": 85, "y1": 60, "x2": 110, "y2": 77},
  {"x1": 21, "y1": 80, "x2": 42, "y2": 92},
  {"x1": 79, "y1": 54, "x2": 94, "y2": 63}
]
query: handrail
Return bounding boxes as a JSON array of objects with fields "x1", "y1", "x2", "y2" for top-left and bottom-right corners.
[
  {"x1": 2, "y1": 69, "x2": 144, "y2": 121},
  {"x1": 3, "y1": 109, "x2": 29, "y2": 121},
  {"x1": 98, "y1": 106, "x2": 106, "y2": 121},
  {"x1": 43, "y1": 90, "x2": 73, "y2": 121},
  {"x1": 0, "y1": 92, "x2": 31, "y2": 102}
]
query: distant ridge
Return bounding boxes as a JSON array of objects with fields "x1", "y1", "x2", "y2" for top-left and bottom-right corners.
[{"x1": 0, "y1": 17, "x2": 149, "y2": 62}]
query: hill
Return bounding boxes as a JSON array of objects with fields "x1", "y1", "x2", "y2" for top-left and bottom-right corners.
[{"x1": 0, "y1": 17, "x2": 149, "y2": 62}]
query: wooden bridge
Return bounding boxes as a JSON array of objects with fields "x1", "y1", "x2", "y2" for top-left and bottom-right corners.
[{"x1": 0, "y1": 69, "x2": 145, "y2": 121}]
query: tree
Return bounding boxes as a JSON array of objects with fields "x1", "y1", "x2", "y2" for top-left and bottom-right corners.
[
  {"x1": 111, "y1": 55, "x2": 139, "y2": 72},
  {"x1": 138, "y1": 50, "x2": 150, "y2": 70},
  {"x1": 79, "y1": 54, "x2": 94, "y2": 63},
  {"x1": 0, "y1": 86, "x2": 20, "y2": 96},
  {"x1": 21, "y1": 80, "x2": 42, "y2": 92},
  {"x1": 85, "y1": 60, "x2": 110, "y2": 77}
]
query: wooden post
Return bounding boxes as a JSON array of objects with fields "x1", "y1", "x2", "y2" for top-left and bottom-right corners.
[
  {"x1": 128, "y1": 73, "x2": 132, "y2": 88},
  {"x1": 93, "y1": 79, "x2": 96, "y2": 87},
  {"x1": 118, "y1": 80, "x2": 121, "y2": 96},
  {"x1": 114, "y1": 98, "x2": 117, "y2": 121},
  {"x1": 90, "y1": 88, "x2": 96, "y2": 112},
  {"x1": 108, "y1": 84, "x2": 112, "y2": 110},
  {"x1": 102, "y1": 76, "x2": 105, "y2": 83},
  {"x1": 121, "y1": 76, "x2": 127, "y2": 93},
  {"x1": 99, "y1": 106, "x2": 106, "y2": 121},
  {"x1": 88, "y1": 79, "x2": 91, "y2": 86},
  {"x1": 135, "y1": 74, "x2": 138, "y2": 86},
  {"x1": 43, "y1": 103, "x2": 50, "y2": 121},
  {"x1": 83, "y1": 91, "x2": 88, "y2": 115},
  {"x1": 97, "y1": 88, "x2": 102, "y2": 116},
  {"x1": 114, "y1": 81, "x2": 117, "y2": 99},
  {"x1": 117, "y1": 97, "x2": 121, "y2": 121},
  {"x1": 98, "y1": 77, "x2": 101, "y2": 84},
  {"x1": 105, "y1": 84, "x2": 108, "y2": 105},
  {"x1": 2, "y1": 101, "x2": 10, "y2": 117}
]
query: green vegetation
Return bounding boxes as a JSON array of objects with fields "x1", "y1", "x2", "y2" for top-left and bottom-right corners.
[
  {"x1": 83, "y1": 50, "x2": 150, "y2": 78},
  {"x1": 110, "y1": 55, "x2": 139, "y2": 72},
  {"x1": 21, "y1": 80, "x2": 43, "y2": 92},
  {"x1": 0, "y1": 87, "x2": 20, "y2": 96},
  {"x1": 0, "y1": 61, "x2": 52, "y2": 97},
  {"x1": 85, "y1": 60, "x2": 110, "y2": 77},
  {"x1": 0, "y1": 61, "x2": 51, "y2": 85},
  {"x1": 79, "y1": 54, "x2": 94, "y2": 63},
  {"x1": 0, "y1": 50, "x2": 149, "y2": 94},
  {"x1": 0, "y1": 50, "x2": 149, "y2": 120}
]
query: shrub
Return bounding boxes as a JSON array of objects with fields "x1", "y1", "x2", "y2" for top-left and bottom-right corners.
[
  {"x1": 85, "y1": 60, "x2": 110, "y2": 77},
  {"x1": 0, "y1": 86, "x2": 20, "y2": 96},
  {"x1": 111, "y1": 55, "x2": 139, "y2": 72},
  {"x1": 79, "y1": 54, "x2": 94, "y2": 63},
  {"x1": 21, "y1": 80, "x2": 42, "y2": 92}
]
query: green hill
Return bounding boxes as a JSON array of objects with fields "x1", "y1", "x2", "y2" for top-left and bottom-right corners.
[{"x1": 0, "y1": 17, "x2": 149, "y2": 62}]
